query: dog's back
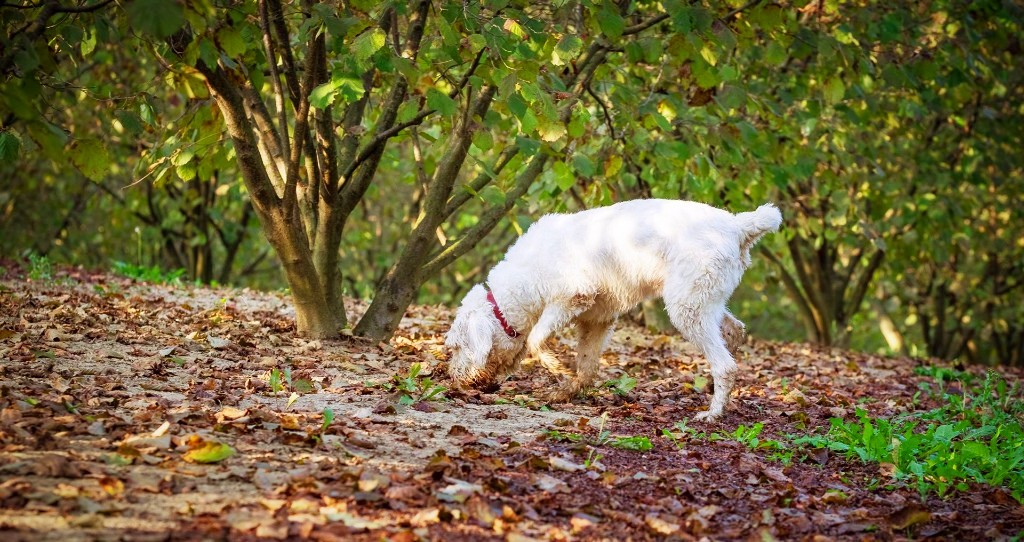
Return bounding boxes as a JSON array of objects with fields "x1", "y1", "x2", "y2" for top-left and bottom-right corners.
[{"x1": 492, "y1": 200, "x2": 778, "y2": 311}]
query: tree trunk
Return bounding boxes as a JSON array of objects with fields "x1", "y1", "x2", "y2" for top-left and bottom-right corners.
[
  {"x1": 353, "y1": 268, "x2": 421, "y2": 341},
  {"x1": 268, "y1": 208, "x2": 340, "y2": 338}
]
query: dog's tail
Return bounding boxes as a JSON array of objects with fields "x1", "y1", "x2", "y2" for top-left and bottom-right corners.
[{"x1": 735, "y1": 203, "x2": 782, "y2": 250}]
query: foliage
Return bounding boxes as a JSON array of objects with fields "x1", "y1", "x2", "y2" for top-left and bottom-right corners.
[
  {"x1": 1, "y1": 0, "x2": 1022, "y2": 362},
  {"x1": 663, "y1": 419, "x2": 794, "y2": 464},
  {"x1": 794, "y1": 372, "x2": 1024, "y2": 502},
  {"x1": 111, "y1": 260, "x2": 186, "y2": 284}
]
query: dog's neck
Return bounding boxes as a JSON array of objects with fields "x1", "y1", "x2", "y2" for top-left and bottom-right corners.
[{"x1": 485, "y1": 289, "x2": 520, "y2": 338}]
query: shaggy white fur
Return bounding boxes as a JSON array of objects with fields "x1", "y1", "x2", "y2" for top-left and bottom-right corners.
[{"x1": 445, "y1": 199, "x2": 782, "y2": 420}]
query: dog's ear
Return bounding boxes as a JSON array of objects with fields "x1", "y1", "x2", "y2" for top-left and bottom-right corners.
[{"x1": 466, "y1": 314, "x2": 494, "y2": 368}]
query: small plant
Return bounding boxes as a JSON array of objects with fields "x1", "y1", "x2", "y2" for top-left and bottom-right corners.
[
  {"x1": 733, "y1": 423, "x2": 764, "y2": 448},
  {"x1": 386, "y1": 363, "x2": 447, "y2": 405},
  {"x1": 547, "y1": 413, "x2": 653, "y2": 467},
  {"x1": 28, "y1": 253, "x2": 52, "y2": 281},
  {"x1": 268, "y1": 368, "x2": 285, "y2": 393},
  {"x1": 267, "y1": 366, "x2": 314, "y2": 395},
  {"x1": 604, "y1": 374, "x2": 637, "y2": 396},
  {"x1": 793, "y1": 371, "x2": 1024, "y2": 502},
  {"x1": 320, "y1": 408, "x2": 335, "y2": 433}
]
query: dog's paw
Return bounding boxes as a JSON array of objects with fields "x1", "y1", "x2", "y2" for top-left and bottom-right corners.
[
  {"x1": 692, "y1": 409, "x2": 723, "y2": 422},
  {"x1": 537, "y1": 384, "x2": 582, "y2": 404}
]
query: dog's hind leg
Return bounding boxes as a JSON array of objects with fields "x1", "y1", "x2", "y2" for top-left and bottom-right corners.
[
  {"x1": 721, "y1": 311, "x2": 747, "y2": 355},
  {"x1": 667, "y1": 305, "x2": 737, "y2": 421}
]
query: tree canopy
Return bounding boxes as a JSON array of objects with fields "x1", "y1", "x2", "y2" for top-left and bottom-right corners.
[{"x1": 1, "y1": 0, "x2": 1021, "y2": 364}]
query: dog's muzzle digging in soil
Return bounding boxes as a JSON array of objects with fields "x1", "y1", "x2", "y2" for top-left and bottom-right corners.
[{"x1": 445, "y1": 199, "x2": 782, "y2": 421}]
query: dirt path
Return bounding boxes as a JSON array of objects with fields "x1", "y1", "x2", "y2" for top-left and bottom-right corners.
[{"x1": 0, "y1": 265, "x2": 1021, "y2": 540}]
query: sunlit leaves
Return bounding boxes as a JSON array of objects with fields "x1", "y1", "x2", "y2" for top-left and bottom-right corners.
[
  {"x1": 824, "y1": 77, "x2": 846, "y2": 104},
  {"x1": 310, "y1": 74, "x2": 365, "y2": 110},
  {"x1": 552, "y1": 35, "x2": 582, "y2": 66},
  {"x1": 216, "y1": 26, "x2": 247, "y2": 58},
  {"x1": 426, "y1": 88, "x2": 458, "y2": 117},
  {"x1": 352, "y1": 28, "x2": 387, "y2": 62},
  {"x1": 502, "y1": 19, "x2": 527, "y2": 40},
  {"x1": 69, "y1": 139, "x2": 110, "y2": 181}
]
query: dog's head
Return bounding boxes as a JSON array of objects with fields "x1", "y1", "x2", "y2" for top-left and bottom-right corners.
[{"x1": 445, "y1": 285, "x2": 526, "y2": 389}]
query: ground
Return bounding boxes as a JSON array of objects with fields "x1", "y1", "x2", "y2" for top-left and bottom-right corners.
[{"x1": 0, "y1": 263, "x2": 1021, "y2": 541}]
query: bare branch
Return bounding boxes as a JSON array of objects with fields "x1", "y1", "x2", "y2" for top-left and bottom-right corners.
[{"x1": 259, "y1": 0, "x2": 290, "y2": 161}]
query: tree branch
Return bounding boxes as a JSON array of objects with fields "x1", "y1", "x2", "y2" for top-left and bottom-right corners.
[
  {"x1": 259, "y1": 0, "x2": 290, "y2": 161},
  {"x1": 443, "y1": 146, "x2": 519, "y2": 219}
]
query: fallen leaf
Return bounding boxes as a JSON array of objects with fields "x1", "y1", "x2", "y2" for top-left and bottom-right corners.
[
  {"x1": 645, "y1": 513, "x2": 681, "y2": 535},
  {"x1": 99, "y1": 476, "x2": 124, "y2": 497},
  {"x1": 207, "y1": 336, "x2": 230, "y2": 349},
  {"x1": 532, "y1": 473, "x2": 569, "y2": 493},
  {"x1": 437, "y1": 478, "x2": 483, "y2": 503},
  {"x1": 889, "y1": 504, "x2": 932, "y2": 529},
  {"x1": 183, "y1": 437, "x2": 235, "y2": 463},
  {"x1": 549, "y1": 456, "x2": 585, "y2": 472}
]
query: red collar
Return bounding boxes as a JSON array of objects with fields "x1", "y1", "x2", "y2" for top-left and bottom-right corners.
[{"x1": 486, "y1": 290, "x2": 520, "y2": 339}]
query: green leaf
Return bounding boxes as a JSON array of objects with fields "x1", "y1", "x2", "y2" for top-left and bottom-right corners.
[
  {"x1": 824, "y1": 77, "x2": 845, "y2": 104},
  {"x1": 426, "y1": 88, "x2": 458, "y2": 117},
  {"x1": 171, "y1": 148, "x2": 195, "y2": 167},
  {"x1": 81, "y1": 30, "x2": 97, "y2": 57},
  {"x1": 321, "y1": 408, "x2": 335, "y2": 432},
  {"x1": 538, "y1": 120, "x2": 566, "y2": 143},
  {"x1": 184, "y1": 440, "x2": 235, "y2": 463},
  {"x1": 127, "y1": 0, "x2": 185, "y2": 38},
  {"x1": 552, "y1": 161, "x2": 575, "y2": 190},
  {"x1": 610, "y1": 436, "x2": 653, "y2": 452},
  {"x1": 310, "y1": 75, "x2": 365, "y2": 109},
  {"x1": 503, "y1": 18, "x2": 527, "y2": 39},
  {"x1": 352, "y1": 28, "x2": 387, "y2": 62},
  {"x1": 552, "y1": 35, "x2": 583, "y2": 66},
  {"x1": 309, "y1": 82, "x2": 338, "y2": 109},
  {"x1": 176, "y1": 162, "x2": 197, "y2": 181},
  {"x1": 717, "y1": 85, "x2": 747, "y2": 110},
  {"x1": 472, "y1": 130, "x2": 493, "y2": 151},
  {"x1": 0, "y1": 132, "x2": 21, "y2": 163},
  {"x1": 467, "y1": 34, "x2": 487, "y2": 53},
  {"x1": 573, "y1": 155, "x2": 596, "y2": 177},
  {"x1": 217, "y1": 27, "x2": 247, "y2": 58},
  {"x1": 70, "y1": 139, "x2": 110, "y2": 181},
  {"x1": 396, "y1": 100, "x2": 419, "y2": 123},
  {"x1": 597, "y1": 6, "x2": 625, "y2": 39}
]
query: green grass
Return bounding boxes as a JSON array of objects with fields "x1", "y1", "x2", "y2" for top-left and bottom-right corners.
[
  {"x1": 793, "y1": 370, "x2": 1024, "y2": 502},
  {"x1": 111, "y1": 260, "x2": 186, "y2": 284},
  {"x1": 662, "y1": 420, "x2": 794, "y2": 464}
]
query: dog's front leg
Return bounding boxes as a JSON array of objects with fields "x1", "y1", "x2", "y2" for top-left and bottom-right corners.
[
  {"x1": 526, "y1": 304, "x2": 575, "y2": 379},
  {"x1": 547, "y1": 319, "x2": 614, "y2": 402}
]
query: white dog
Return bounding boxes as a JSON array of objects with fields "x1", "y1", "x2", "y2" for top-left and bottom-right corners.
[{"x1": 445, "y1": 199, "x2": 782, "y2": 420}]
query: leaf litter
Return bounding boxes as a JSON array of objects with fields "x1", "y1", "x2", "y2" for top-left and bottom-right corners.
[{"x1": 0, "y1": 263, "x2": 1022, "y2": 540}]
